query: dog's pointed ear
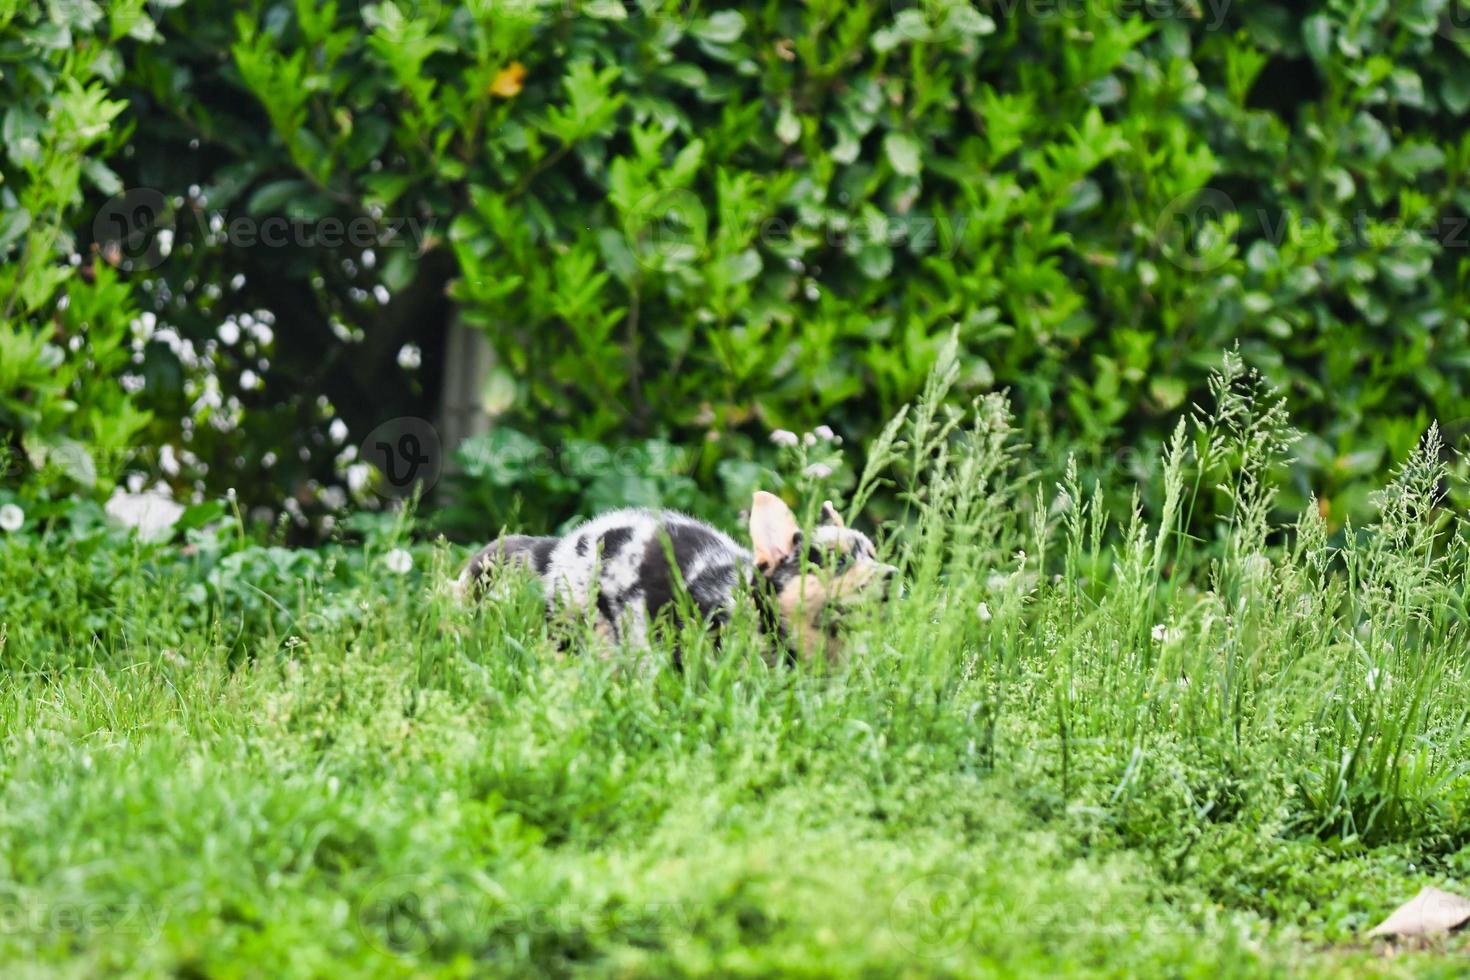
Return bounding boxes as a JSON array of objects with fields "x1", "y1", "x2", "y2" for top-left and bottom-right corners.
[
  {"x1": 750, "y1": 491, "x2": 800, "y2": 570},
  {"x1": 819, "y1": 500, "x2": 845, "y2": 528}
]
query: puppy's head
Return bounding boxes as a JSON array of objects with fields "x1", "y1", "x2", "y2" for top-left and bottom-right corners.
[{"x1": 747, "y1": 491, "x2": 897, "y2": 661}]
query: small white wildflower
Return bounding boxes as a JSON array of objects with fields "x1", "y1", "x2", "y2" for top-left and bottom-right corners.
[
  {"x1": 0, "y1": 504, "x2": 23, "y2": 533},
  {"x1": 320, "y1": 486, "x2": 347, "y2": 510},
  {"x1": 813, "y1": 425, "x2": 836, "y2": 442},
  {"x1": 770, "y1": 429, "x2": 799, "y2": 448},
  {"x1": 159, "y1": 444, "x2": 180, "y2": 477},
  {"x1": 328, "y1": 418, "x2": 348, "y2": 444},
  {"x1": 383, "y1": 548, "x2": 414, "y2": 574},
  {"x1": 346, "y1": 462, "x2": 374, "y2": 495},
  {"x1": 803, "y1": 462, "x2": 833, "y2": 479},
  {"x1": 976, "y1": 601, "x2": 992, "y2": 622},
  {"x1": 1151, "y1": 623, "x2": 1170, "y2": 643},
  {"x1": 397, "y1": 343, "x2": 422, "y2": 370},
  {"x1": 803, "y1": 432, "x2": 817, "y2": 447},
  {"x1": 218, "y1": 320, "x2": 240, "y2": 345},
  {"x1": 372, "y1": 284, "x2": 391, "y2": 305}
]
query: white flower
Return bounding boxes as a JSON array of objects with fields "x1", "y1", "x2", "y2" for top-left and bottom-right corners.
[
  {"x1": 383, "y1": 548, "x2": 414, "y2": 574},
  {"x1": 976, "y1": 601, "x2": 992, "y2": 622},
  {"x1": 346, "y1": 462, "x2": 374, "y2": 495},
  {"x1": 803, "y1": 432, "x2": 817, "y2": 447},
  {"x1": 373, "y1": 284, "x2": 391, "y2": 305},
  {"x1": 803, "y1": 462, "x2": 833, "y2": 479},
  {"x1": 217, "y1": 320, "x2": 240, "y2": 345},
  {"x1": 770, "y1": 429, "x2": 799, "y2": 448},
  {"x1": 105, "y1": 488, "x2": 185, "y2": 542},
  {"x1": 328, "y1": 418, "x2": 348, "y2": 444},
  {"x1": 0, "y1": 504, "x2": 23, "y2": 533},
  {"x1": 159, "y1": 444, "x2": 180, "y2": 477},
  {"x1": 813, "y1": 425, "x2": 836, "y2": 442},
  {"x1": 1151, "y1": 623, "x2": 1170, "y2": 643},
  {"x1": 397, "y1": 343, "x2": 422, "y2": 370}
]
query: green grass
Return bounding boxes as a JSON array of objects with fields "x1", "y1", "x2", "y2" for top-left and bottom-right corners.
[{"x1": 4, "y1": 352, "x2": 1470, "y2": 976}]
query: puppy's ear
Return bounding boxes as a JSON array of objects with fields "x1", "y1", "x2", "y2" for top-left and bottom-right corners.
[
  {"x1": 819, "y1": 500, "x2": 845, "y2": 528},
  {"x1": 750, "y1": 491, "x2": 801, "y2": 570}
]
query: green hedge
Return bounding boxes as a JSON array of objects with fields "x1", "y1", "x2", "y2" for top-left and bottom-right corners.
[
  {"x1": 0, "y1": 0, "x2": 155, "y2": 499},
  {"x1": 9, "y1": 0, "x2": 1470, "y2": 527}
]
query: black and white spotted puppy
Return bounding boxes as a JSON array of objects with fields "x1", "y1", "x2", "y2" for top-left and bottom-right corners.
[{"x1": 457, "y1": 491, "x2": 896, "y2": 663}]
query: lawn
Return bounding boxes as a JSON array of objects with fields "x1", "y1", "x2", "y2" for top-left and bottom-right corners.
[{"x1": 3, "y1": 356, "x2": 1469, "y2": 977}]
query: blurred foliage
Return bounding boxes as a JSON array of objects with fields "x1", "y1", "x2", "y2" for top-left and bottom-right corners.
[
  {"x1": 4, "y1": 0, "x2": 1470, "y2": 530},
  {"x1": 0, "y1": 0, "x2": 156, "y2": 498}
]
